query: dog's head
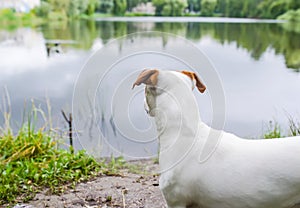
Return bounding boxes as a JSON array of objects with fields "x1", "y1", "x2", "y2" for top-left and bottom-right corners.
[{"x1": 132, "y1": 69, "x2": 206, "y2": 116}]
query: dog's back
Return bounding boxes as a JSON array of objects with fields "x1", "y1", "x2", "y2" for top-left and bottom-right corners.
[
  {"x1": 133, "y1": 69, "x2": 300, "y2": 208},
  {"x1": 161, "y1": 126, "x2": 300, "y2": 208}
]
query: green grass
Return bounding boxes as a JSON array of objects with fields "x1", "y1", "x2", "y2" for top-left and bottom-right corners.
[
  {"x1": 264, "y1": 120, "x2": 282, "y2": 139},
  {"x1": 287, "y1": 116, "x2": 300, "y2": 136},
  {"x1": 264, "y1": 117, "x2": 300, "y2": 139},
  {"x1": 0, "y1": 125, "x2": 130, "y2": 205},
  {"x1": 0, "y1": 103, "x2": 128, "y2": 206},
  {"x1": 0, "y1": 127, "x2": 98, "y2": 205}
]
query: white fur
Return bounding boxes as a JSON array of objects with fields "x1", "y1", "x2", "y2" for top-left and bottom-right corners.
[{"x1": 143, "y1": 70, "x2": 300, "y2": 208}]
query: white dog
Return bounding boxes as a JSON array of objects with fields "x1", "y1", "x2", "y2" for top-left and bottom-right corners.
[{"x1": 133, "y1": 69, "x2": 300, "y2": 208}]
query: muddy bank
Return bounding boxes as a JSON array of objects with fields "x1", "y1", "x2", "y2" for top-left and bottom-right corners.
[{"x1": 14, "y1": 160, "x2": 167, "y2": 208}]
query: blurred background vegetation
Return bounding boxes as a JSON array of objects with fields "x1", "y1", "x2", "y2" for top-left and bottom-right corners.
[{"x1": 0, "y1": 0, "x2": 299, "y2": 22}]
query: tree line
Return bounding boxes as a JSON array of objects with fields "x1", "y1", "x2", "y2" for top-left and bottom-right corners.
[
  {"x1": 34, "y1": 0, "x2": 300, "y2": 20},
  {"x1": 41, "y1": 20, "x2": 300, "y2": 70}
]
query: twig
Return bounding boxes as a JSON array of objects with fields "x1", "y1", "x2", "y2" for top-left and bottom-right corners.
[
  {"x1": 122, "y1": 189, "x2": 126, "y2": 208},
  {"x1": 61, "y1": 110, "x2": 73, "y2": 154}
]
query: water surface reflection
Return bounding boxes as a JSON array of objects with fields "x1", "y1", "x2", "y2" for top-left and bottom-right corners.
[{"x1": 0, "y1": 19, "x2": 299, "y2": 158}]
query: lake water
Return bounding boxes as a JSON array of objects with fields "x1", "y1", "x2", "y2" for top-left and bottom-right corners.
[{"x1": 1, "y1": 17, "x2": 300, "y2": 159}]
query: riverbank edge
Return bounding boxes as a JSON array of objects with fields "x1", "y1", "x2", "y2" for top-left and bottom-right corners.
[
  {"x1": 94, "y1": 16, "x2": 286, "y2": 23},
  {"x1": 9, "y1": 159, "x2": 166, "y2": 208}
]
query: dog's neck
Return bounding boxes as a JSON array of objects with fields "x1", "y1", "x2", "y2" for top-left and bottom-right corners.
[{"x1": 153, "y1": 75, "x2": 202, "y2": 170}]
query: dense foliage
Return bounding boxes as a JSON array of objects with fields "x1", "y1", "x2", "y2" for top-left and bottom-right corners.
[
  {"x1": 0, "y1": 128, "x2": 96, "y2": 204},
  {"x1": 1, "y1": 0, "x2": 299, "y2": 20},
  {"x1": 0, "y1": 123, "x2": 129, "y2": 205},
  {"x1": 152, "y1": 0, "x2": 188, "y2": 16},
  {"x1": 112, "y1": 0, "x2": 127, "y2": 15},
  {"x1": 0, "y1": 103, "x2": 128, "y2": 205},
  {"x1": 264, "y1": 118, "x2": 300, "y2": 139},
  {"x1": 278, "y1": 8, "x2": 300, "y2": 22},
  {"x1": 201, "y1": 0, "x2": 217, "y2": 17},
  {"x1": 98, "y1": 0, "x2": 114, "y2": 13}
]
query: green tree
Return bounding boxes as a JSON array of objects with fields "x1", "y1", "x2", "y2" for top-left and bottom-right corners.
[
  {"x1": 216, "y1": 0, "x2": 226, "y2": 15},
  {"x1": 201, "y1": 0, "x2": 216, "y2": 16},
  {"x1": 242, "y1": 0, "x2": 262, "y2": 18},
  {"x1": 153, "y1": 0, "x2": 187, "y2": 16},
  {"x1": 67, "y1": 0, "x2": 89, "y2": 18},
  {"x1": 224, "y1": 0, "x2": 243, "y2": 17},
  {"x1": 113, "y1": 0, "x2": 127, "y2": 15},
  {"x1": 257, "y1": 0, "x2": 272, "y2": 18},
  {"x1": 257, "y1": 0, "x2": 291, "y2": 19},
  {"x1": 172, "y1": 0, "x2": 188, "y2": 16},
  {"x1": 78, "y1": 0, "x2": 89, "y2": 14},
  {"x1": 86, "y1": 0, "x2": 99, "y2": 15},
  {"x1": 288, "y1": 0, "x2": 300, "y2": 10},
  {"x1": 68, "y1": 0, "x2": 81, "y2": 17},
  {"x1": 269, "y1": 0, "x2": 288, "y2": 18},
  {"x1": 35, "y1": 1, "x2": 51, "y2": 17},
  {"x1": 152, "y1": 0, "x2": 166, "y2": 15},
  {"x1": 188, "y1": 0, "x2": 201, "y2": 12},
  {"x1": 99, "y1": 0, "x2": 114, "y2": 13},
  {"x1": 224, "y1": 0, "x2": 261, "y2": 18},
  {"x1": 278, "y1": 9, "x2": 300, "y2": 22},
  {"x1": 48, "y1": 0, "x2": 70, "y2": 11},
  {"x1": 216, "y1": 0, "x2": 263, "y2": 18},
  {"x1": 48, "y1": 0, "x2": 70, "y2": 20},
  {"x1": 126, "y1": 0, "x2": 140, "y2": 12},
  {"x1": 161, "y1": 4, "x2": 172, "y2": 16}
]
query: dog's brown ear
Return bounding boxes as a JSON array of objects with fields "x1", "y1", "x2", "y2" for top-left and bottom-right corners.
[
  {"x1": 181, "y1": 70, "x2": 206, "y2": 93},
  {"x1": 132, "y1": 69, "x2": 159, "y2": 89}
]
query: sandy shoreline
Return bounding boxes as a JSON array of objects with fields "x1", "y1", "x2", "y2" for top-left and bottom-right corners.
[{"x1": 12, "y1": 160, "x2": 167, "y2": 208}]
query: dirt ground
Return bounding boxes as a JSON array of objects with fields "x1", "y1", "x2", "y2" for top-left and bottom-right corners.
[{"x1": 13, "y1": 160, "x2": 167, "y2": 208}]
